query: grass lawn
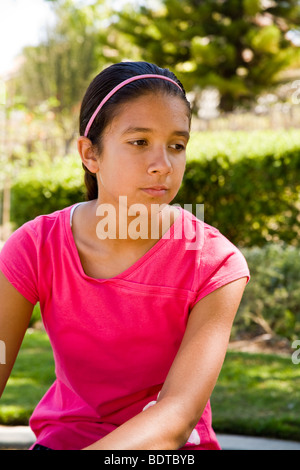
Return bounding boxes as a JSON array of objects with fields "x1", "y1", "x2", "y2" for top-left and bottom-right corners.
[
  {"x1": 0, "y1": 329, "x2": 55, "y2": 425},
  {"x1": 1, "y1": 329, "x2": 300, "y2": 442},
  {"x1": 211, "y1": 350, "x2": 300, "y2": 441}
]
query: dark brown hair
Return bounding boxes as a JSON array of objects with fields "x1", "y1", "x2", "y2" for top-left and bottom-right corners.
[{"x1": 79, "y1": 61, "x2": 191, "y2": 200}]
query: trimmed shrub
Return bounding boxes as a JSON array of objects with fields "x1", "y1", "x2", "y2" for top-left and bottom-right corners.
[
  {"x1": 9, "y1": 130, "x2": 300, "y2": 247},
  {"x1": 10, "y1": 156, "x2": 86, "y2": 229},
  {"x1": 173, "y1": 130, "x2": 300, "y2": 247},
  {"x1": 235, "y1": 244, "x2": 300, "y2": 341}
]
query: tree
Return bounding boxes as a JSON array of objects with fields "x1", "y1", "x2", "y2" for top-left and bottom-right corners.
[
  {"x1": 16, "y1": 0, "x2": 112, "y2": 155},
  {"x1": 112, "y1": 0, "x2": 300, "y2": 111}
]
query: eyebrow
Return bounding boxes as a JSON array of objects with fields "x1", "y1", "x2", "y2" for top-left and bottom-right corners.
[{"x1": 122, "y1": 127, "x2": 190, "y2": 140}]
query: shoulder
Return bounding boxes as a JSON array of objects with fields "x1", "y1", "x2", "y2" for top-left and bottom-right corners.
[
  {"x1": 32, "y1": 204, "x2": 74, "y2": 229},
  {"x1": 178, "y1": 205, "x2": 246, "y2": 258},
  {"x1": 1, "y1": 204, "x2": 76, "y2": 253},
  {"x1": 176, "y1": 206, "x2": 249, "y2": 299},
  {"x1": 24, "y1": 204, "x2": 74, "y2": 235}
]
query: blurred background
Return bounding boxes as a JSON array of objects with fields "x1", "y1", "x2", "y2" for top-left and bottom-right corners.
[{"x1": 0, "y1": 0, "x2": 300, "y2": 442}]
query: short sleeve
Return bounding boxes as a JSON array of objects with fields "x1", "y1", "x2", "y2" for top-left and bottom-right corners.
[
  {"x1": 191, "y1": 225, "x2": 250, "y2": 307},
  {"x1": 0, "y1": 221, "x2": 39, "y2": 305}
]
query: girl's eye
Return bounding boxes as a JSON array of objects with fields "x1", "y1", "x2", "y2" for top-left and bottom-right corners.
[
  {"x1": 170, "y1": 144, "x2": 186, "y2": 151},
  {"x1": 131, "y1": 139, "x2": 147, "y2": 146}
]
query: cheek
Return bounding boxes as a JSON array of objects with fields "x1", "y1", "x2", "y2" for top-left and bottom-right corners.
[
  {"x1": 174, "y1": 156, "x2": 186, "y2": 178},
  {"x1": 102, "y1": 162, "x2": 137, "y2": 193}
]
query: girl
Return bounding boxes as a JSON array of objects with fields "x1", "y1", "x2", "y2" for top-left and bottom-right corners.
[{"x1": 0, "y1": 61, "x2": 249, "y2": 450}]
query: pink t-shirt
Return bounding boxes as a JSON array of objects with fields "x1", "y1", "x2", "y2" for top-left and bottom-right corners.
[{"x1": 0, "y1": 204, "x2": 249, "y2": 450}]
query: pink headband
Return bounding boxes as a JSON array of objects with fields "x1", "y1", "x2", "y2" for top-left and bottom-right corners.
[{"x1": 84, "y1": 74, "x2": 183, "y2": 137}]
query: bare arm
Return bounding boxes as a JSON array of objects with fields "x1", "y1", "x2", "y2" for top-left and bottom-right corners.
[
  {"x1": 0, "y1": 270, "x2": 34, "y2": 397},
  {"x1": 84, "y1": 277, "x2": 247, "y2": 450}
]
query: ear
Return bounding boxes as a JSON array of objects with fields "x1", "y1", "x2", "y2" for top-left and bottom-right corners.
[{"x1": 77, "y1": 137, "x2": 100, "y2": 174}]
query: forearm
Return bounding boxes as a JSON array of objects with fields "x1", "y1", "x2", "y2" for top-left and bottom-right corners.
[
  {"x1": 84, "y1": 279, "x2": 248, "y2": 451},
  {"x1": 83, "y1": 399, "x2": 190, "y2": 450}
]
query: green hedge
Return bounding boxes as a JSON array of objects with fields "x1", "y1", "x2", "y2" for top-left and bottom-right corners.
[
  {"x1": 236, "y1": 244, "x2": 300, "y2": 342},
  {"x1": 10, "y1": 130, "x2": 300, "y2": 247},
  {"x1": 174, "y1": 129, "x2": 300, "y2": 247},
  {"x1": 11, "y1": 156, "x2": 86, "y2": 228},
  {"x1": 26, "y1": 244, "x2": 299, "y2": 343}
]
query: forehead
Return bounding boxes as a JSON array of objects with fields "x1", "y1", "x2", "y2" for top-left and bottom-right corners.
[{"x1": 106, "y1": 92, "x2": 190, "y2": 135}]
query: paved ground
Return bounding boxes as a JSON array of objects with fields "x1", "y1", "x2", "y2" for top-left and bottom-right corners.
[
  {"x1": 217, "y1": 433, "x2": 300, "y2": 450},
  {"x1": 1, "y1": 426, "x2": 300, "y2": 450}
]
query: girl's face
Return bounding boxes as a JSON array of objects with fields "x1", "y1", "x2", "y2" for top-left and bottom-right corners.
[{"x1": 95, "y1": 92, "x2": 190, "y2": 209}]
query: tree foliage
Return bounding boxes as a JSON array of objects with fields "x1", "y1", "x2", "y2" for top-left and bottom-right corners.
[
  {"x1": 113, "y1": 0, "x2": 300, "y2": 110},
  {"x1": 15, "y1": 0, "x2": 111, "y2": 154}
]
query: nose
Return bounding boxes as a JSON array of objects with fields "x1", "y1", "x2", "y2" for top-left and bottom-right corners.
[{"x1": 147, "y1": 146, "x2": 173, "y2": 175}]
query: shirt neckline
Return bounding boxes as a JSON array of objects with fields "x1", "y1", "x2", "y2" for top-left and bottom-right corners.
[{"x1": 65, "y1": 203, "x2": 184, "y2": 283}]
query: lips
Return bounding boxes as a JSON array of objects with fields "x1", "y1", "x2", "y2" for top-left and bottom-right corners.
[
  {"x1": 147, "y1": 186, "x2": 167, "y2": 190},
  {"x1": 141, "y1": 186, "x2": 168, "y2": 197}
]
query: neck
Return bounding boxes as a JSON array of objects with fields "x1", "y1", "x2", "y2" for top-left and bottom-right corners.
[{"x1": 94, "y1": 197, "x2": 171, "y2": 245}]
